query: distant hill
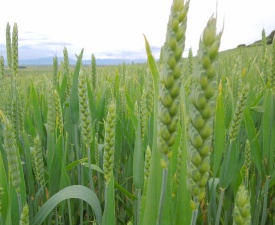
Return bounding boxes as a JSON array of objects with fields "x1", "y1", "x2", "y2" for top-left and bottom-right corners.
[
  {"x1": 18, "y1": 57, "x2": 146, "y2": 66},
  {"x1": 237, "y1": 30, "x2": 275, "y2": 48}
]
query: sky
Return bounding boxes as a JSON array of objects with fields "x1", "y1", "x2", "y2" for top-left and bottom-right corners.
[{"x1": 0, "y1": 0, "x2": 275, "y2": 61}]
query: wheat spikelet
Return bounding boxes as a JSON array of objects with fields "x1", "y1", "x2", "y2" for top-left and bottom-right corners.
[
  {"x1": 12, "y1": 23, "x2": 18, "y2": 76},
  {"x1": 145, "y1": 70, "x2": 154, "y2": 115},
  {"x1": 187, "y1": 17, "x2": 222, "y2": 204},
  {"x1": 3, "y1": 120, "x2": 21, "y2": 193},
  {"x1": 6, "y1": 23, "x2": 12, "y2": 69},
  {"x1": 78, "y1": 69, "x2": 92, "y2": 149},
  {"x1": 53, "y1": 56, "x2": 58, "y2": 90},
  {"x1": 91, "y1": 54, "x2": 97, "y2": 92},
  {"x1": 19, "y1": 203, "x2": 29, "y2": 225},
  {"x1": 158, "y1": 0, "x2": 189, "y2": 158},
  {"x1": 47, "y1": 83, "x2": 56, "y2": 134},
  {"x1": 144, "y1": 145, "x2": 151, "y2": 183},
  {"x1": 233, "y1": 184, "x2": 251, "y2": 225},
  {"x1": 54, "y1": 90, "x2": 63, "y2": 133},
  {"x1": 63, "y1": 47, "x2": 71, "y2": 102},
  {"x1": 33, "y1": 134, "x2": 45, "y2": 185},
  {"x1": 229, "y1": 84, "x2": 249, "y2": 142},
  {"x1": 103, "y1": 101, "x2": 116, "y2": 185}
]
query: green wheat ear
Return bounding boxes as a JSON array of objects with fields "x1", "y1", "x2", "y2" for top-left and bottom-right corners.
[
  {"x1": 78, "y1": 69, "x2": 92, "y2": 149},
  {"x1": 188, "y1": 48, "x2": 193, "y2": 77},
  {"x1": 63, "y1": 47, "x2": 72, "y2": 102},
  {"x1": 6, "y1": 22, "x2": 12, "y2": 69},
  {"x1": 91, "y1": 54, "x2": 97, "y2": 92},
  {"x1": 229, "y1": 84, "x2": 249, "y2": 142},
  {"x1": 54, "y1": 90, "x2": 63, "y2": 133},
  {"x1": 233, "y1": 184, "x2": 251, "y2": 225},
  {"x1": 53, "y1": 56, "x2": 58, "y2": 90},
  {"x1": 12, "y1": 23, "x2": 18, "y2": 76},
  {"x1": 103, "y1": 101, "x2": 116, "y2": 185},
  {"x1": 47, "y1": 83, "x2": 56, "y2": 134},
  {"x1": 187, "y1": 17, "x2": 222, "y2": 205},
  {"x1": 145, "y1": 69, "x2": 154, "y2": 115},
  {"x1": 158, "y1": 0, "x2": 189, "y2": 160},
  {"x1": 20, "y1": 203, "x2": 29, "y2": 225},
  {"x1": 33, "y1": 134, "x2": 45, "y2": 186},
  {"x1": 144, "y1": 145, "x2": 152, "y2": 183},
  {"x1": 3, "y1": 119, "x2": 21, "y2": 193}
]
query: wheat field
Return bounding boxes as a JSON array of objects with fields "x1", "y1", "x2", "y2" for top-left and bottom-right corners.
[{"x1": 0, "y1": 0, "x2": 275, "y2": 224}]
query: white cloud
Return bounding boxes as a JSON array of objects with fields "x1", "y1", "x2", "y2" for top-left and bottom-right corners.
[{"x1": 0, "y1": 0, "x2": 274, "y2": 60}]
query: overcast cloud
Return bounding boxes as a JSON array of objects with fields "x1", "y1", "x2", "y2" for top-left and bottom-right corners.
[{"x1": 0, "y1": 0, "x2": 274, "y2": 60}]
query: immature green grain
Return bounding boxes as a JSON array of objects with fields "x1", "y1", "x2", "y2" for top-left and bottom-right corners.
[
  {"x1": 12, "y1": 23, "x2": 18, "y2": 76},
  {"x1": 33, "y1": 134, "x2": 45, "y2": 185},
  {"x1": 134, "y1": 101, "x2": 138, "y2": 119},
  {"x1": 158, "y1": 0, "x2": 189, "y2": 158},
  {"x1": 145, "y1": 70, "x2": 154, "y2": 115},
  {"x1": 3, "y1": 120, "x2": 21, "y2": 193},
  {"x1": 0, "y1": 56, "x2": 4, "y2": 79},
  {"x1": 125, "y1": 75, "x2": 131, "y2": 97},
  {"x1": 6, "y1": 23, "x2": 12, "y2": 69},
  {"x1": 233, "y1": 184, "x2": 251, "y2": 225},
  {"x1": 63, "y1": 47, "x2": 72, "y2": 102},
  {"x1": 78, "y1": 70, "x2": 92, "y2": 149},
  {"x1": 54, "y1": 90, "x2": 63, "y2": 133},
  {"x1": 91, "y1": 54, "x2": 97, "y2": 92},
  {"x1": 4, "y1": 95, "x2": 12, "y2": 123},
  {"x1": 232, "y1": 62, "x2": 242, "y2": 101},
  {"x1": 144, "y1": 145, "x2": 152, "y2": 183},
  {"x1": 103, "y1": 101, "x2": 116, "y2": 185},
  {"x1": 229, "y1": 84, "x2": 249, "y2": 142},
  {"x1": 20, "y1": 203, "x2": 29, "y2": 225},
  {"x1": 187, "y1": 17, "x2": 222, "y2": 208},
  {"x1": 53, "y1": 56, "x2": 58, "y2": 90},
  {"x1": 63, "y1": 47, "x2": 70, "y2": 77},
  {"x1": 243, "y1": 139, "x2": 251, "y2": 185}
]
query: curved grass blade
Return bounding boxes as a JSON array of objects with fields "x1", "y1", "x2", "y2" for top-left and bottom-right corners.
[
  {"x1": 81, "y1": 162, "x2": 104, "y2": 174},
  {"x1": 32, "y1": 185, "x2": 102, "y2": 225},
  {"x1": 244, "y1": 109, "x2": 263, "y2": 177},
  {"x1": 141, "y1": 35, "x2": 162, "y2": 225}
]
